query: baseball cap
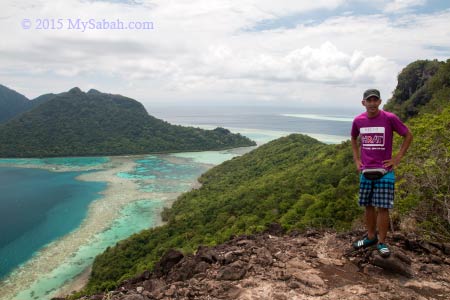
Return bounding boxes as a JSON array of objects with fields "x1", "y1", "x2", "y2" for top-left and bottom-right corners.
[{"x1": 363, "y1": 89, "x2": 380, "y2": 100}]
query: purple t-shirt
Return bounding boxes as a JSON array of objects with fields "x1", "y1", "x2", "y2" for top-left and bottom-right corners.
[{"x1": 351, "y1": 110, "x2": 409, "y2": 171}]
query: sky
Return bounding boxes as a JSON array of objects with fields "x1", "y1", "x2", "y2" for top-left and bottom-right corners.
[{"x1": 0, "y1": 0, "x2": 449, "y2": 111}]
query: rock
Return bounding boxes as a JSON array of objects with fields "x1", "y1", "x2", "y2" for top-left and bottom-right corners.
[
  {"x1": 393, "y1": 249, "x2": 412, "y2": 265},
  {"x1": 422, "y1": 242, "x2": 440, "y2": 254},
  {"x1": 404, "y1": 280, "x2": 444, "y2": 290},
  {"x1": 193, "y1": 260, "x2": 210, "y2": 275},
  {"x1": 391, "y1": 232, "x2": 406, "y2": 241},
  {"x1": 443, "y1": 243, "x2": 450, "y2": 255},
  {"x1": 419, "y1": 264, "x2": 440, "y2": 274},
  {"x1": 253, "y1": 247, "x2": 273, "y2": 266},
  {"x1": 307, "y1": 250, "x2": 318, "y2": 258},
  {"x1": 274, "y1": 251, "x2": 290, "y2": 262},
  {"x1": 363, "y1": 264, "x2": 383, "y2": 275},
  {"x1": 216, "y1": 260, "x2": 247, "y2": 280},
  {"x1": 371, "y1": 253, "x2": 413, "y2": 278},
  {"x1": 405, "y1": 237, "x2": 421, "y2": 252},
  {"x1": 430, "y1": 255, "x2": 443, "y2": 264},
  {"x1": 169, "y1": 257, "x2": 198, "y2": 281},
  {"x1": 226, "y1": 286, "x2": 242, "y2": 298},
  {"x1": 264, "y1": 222, "x2": 285, "y2": 236},
  {"x1": 236, "y1": 239, "x2": 255, "y2": 247},
  {"x1": 272, "y1": 293, "x2": 288, "y2": 300},
  {"x1": 291, "y1": 270, "x2": 325, "y2": 287},
  {"x1": 275, "y1": 269, "x2": 291, "y2": 281},
  {"x1": 222, "y1": 249, "x2": 245, "y2": 264},
  {"x1": 305, "y1": 230, "x2": 320, "y2": 237},
  {"x1": 164, "y1": 284, "x2": 177, "y2": 297},
  {"x1": 286, "y1": 257, "x2": 310, "y2": 270},
  {"x1": 119, "y1": 294, "x2": 144, "y2": 300},
  {"x1": 142, "y1": 278, "x2": 165, "y2": 292},
  {"x1": 196, "y1": 245, "x2": 219, "y2": 263},
  {"x1": 289, "y1": 230, "x2": 301, "y2": 237},
  {"x1": 64, "y1": 230, "x2": 450, "y2": 300},
  {"x1": 288, "y1": 280, "x2": 302, "y2": 288},
  {"x1": 153, "y1": 249, "x2": 184, "y2": 276}
]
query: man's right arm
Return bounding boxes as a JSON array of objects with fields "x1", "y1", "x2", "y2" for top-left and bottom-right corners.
[{"x1": 351, "y1": 136, "x2": 362, "y2": 170}]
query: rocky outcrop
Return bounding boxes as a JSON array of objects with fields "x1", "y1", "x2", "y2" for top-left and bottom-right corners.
[{"x1": 65, "y1": 224, "x2": 450, "y2": 300}]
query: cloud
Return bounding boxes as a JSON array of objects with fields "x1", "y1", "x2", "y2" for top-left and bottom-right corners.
[
  {"x1": 0, "y1": 0, "x2": 449, "y2": 108},
  {"x1": 197, "y1": 41, "x2": 396, "y2": 84},
  {"x1": 383, "y1": 0, "x2": 427, "y2": 13}
]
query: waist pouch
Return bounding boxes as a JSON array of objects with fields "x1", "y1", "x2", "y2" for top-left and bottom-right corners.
[{"x1": 362, "y1": 168, "x2": 388, "y2": 180}]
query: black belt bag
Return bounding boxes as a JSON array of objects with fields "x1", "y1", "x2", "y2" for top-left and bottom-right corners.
[{"x1": 362, "y1": 168, "x2": 388, "y2": 180}]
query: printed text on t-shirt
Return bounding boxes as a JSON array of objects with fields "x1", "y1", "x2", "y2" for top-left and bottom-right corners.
[{"x1": 361, "y1": 127, "x2": 385, "y2": 148}]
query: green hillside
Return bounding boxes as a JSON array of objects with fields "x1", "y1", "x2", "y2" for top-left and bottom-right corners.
[
  {"x1": 0, "y1": 85, "x2": 55, "y2": 123},
  {"x1": 85, "y1": 134, "x2": 361, "y2": 293},
  {"x1": 383, "y1": 59, "x2": 448, "y2": 120},
  {"x1": 75, "y1": 59, "x2": 450, "y2": 296},
  {"x1": 387, "y1": 59, "x2": 450, "y2": 240},
  {"x1": 0, "y1": 84, "x2": 30, "y2": 123},
  {"x1": 0, "y1": 87, "x2": 255, "y2": 157}
]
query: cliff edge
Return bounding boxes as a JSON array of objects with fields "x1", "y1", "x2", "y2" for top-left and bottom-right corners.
[{"x1": 60, "y1": 224, "x2": 450, "y2": 300}]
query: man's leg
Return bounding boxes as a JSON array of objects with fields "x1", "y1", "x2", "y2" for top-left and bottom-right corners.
[
  {"x1": 377, "y1": 208, "x2": 389, "y2": 243},
  {"x1": 365, "y1": 205, "x2": 377, "y2": 240}
]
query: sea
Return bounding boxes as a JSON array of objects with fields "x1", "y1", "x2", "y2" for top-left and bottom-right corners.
[{"x1": 0, "y1": 105, "x2": 359, "y2": 300}]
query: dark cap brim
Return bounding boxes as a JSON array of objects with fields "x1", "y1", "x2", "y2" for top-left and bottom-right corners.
[{"x1": 364, "y1": 93, "x2": 380, "y2": 100}]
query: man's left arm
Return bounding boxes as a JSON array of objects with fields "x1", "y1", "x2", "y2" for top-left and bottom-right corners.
[{"x1": 383, "y1": 129, "x2": 413, "y2": 168}]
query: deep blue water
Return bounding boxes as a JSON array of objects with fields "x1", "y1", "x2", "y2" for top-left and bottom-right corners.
[
  {"x1": 151, "y1": 105, "x2": 358, "y2": 137},
  {"x1": 0, "y1": 167, "x2": 106, "y2": 279}
]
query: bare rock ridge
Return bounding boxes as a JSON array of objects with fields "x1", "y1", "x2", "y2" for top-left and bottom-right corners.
[{"x1": 61, "y1": 224, "x2": 450, "y2": 300}]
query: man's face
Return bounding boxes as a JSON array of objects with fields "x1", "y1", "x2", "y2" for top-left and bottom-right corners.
[{"x1": 362, "y1": 96, "x2": 381, "y2": 113}]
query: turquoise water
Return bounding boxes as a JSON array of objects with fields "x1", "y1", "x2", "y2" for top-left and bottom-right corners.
[
  {"x1": 0, "y1": 167, "x2": 106, "y2": 280},
  {"x1": 0, "y1": 114, "x2": 353, "y2": 300},
  {"x1": 118, "y1": 155, "x2": 207, "y2": 192},
  {"x1": 14, "y1": 199, "x2": 165, "y2": 300},
  {"x1": 1, "y1": 154, "x2": 213, "y2": 300}
]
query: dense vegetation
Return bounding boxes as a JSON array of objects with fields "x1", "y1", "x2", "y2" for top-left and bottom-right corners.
[
  {"x1": 0, "y1": 84, "x2": 54, "y2": 123},
  {"x1": 0, "y1": 84, "x2": 31, "y2": 123},
  {"x1": 389, "y1": 60, "x2": 450, "y2": 240},
  {"x1": 85, "y1": 134, "x2": 361, "y2": 293},
  {"x1": 0, "y1": 87, "x2": 255, "y2": 157},
  {"x1": 71, "y1": 59, "x2": 450, "y2": 296},
  {"x1": 383, "y1": 59, "x2": 443, "y2": 120}
]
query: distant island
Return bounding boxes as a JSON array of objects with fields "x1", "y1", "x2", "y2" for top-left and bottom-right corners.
[{"x1": 0, "y1": 86, "x2": 256, "y2": 157}]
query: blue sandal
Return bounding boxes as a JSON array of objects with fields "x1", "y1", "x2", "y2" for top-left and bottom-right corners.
[
  {"x1": 377, "y1": 243, "x2": 391, "y2": 258},
  {"x1": 353, "y1": 235, "x2": 378, "y2": 249}
]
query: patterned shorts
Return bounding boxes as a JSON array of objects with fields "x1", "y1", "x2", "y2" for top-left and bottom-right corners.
[{"x1": 358, "y1": 171, "x2": 395, "y2": 209}]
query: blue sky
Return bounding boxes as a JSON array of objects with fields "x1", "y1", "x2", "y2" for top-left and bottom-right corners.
[
  {"x1": 0, "y1": 0, "x2": 449, "y2": 110},
  {"x1": 250, "y1": 0, "x2": 450, "y2": 30}
]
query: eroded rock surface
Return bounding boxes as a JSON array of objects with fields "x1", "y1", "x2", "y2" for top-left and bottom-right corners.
[{"x1": 66, "y1": 224, "x2": 450, "y2": 300}]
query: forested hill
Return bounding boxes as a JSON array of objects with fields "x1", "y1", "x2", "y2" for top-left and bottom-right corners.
[
  {"x1": 0, "y1": 84, "x2": 31, "y2": 123},
  {"x1": 0, "y1": 87, "x2": 255, "y2": 157},
  {"x1": 73, "y1": 59, "x2": 449, "y2": 297},
  {"x1": 0, "y1": 84, "x2": 55, "y2": 123},
  {"x1": 383, "y1": 59, "x2": 449, "y2": 120}
]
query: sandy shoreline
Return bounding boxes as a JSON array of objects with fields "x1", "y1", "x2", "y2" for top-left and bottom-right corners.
[
  {"x1": 53, "y1": 265, "x2": 92, "y2": 298},
  {"x1": 0, "y1": 154, "x2": 207, "y2": 300}
]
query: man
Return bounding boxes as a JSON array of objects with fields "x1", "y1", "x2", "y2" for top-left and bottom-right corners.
[{"x1": 351, "y1": 88, "x2": 413, "y2": 257}]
